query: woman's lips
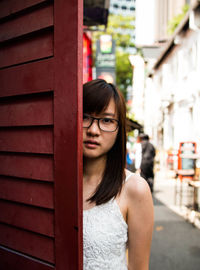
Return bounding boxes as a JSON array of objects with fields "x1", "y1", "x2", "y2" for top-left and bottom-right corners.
[{"x1": 84, "y1": 140, "x2": 100, "y2": 149}]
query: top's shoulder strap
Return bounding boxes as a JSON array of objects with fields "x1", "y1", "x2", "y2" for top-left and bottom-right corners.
[{"x1": 125, "y1": 172, "x2": 134, "y2": 182}]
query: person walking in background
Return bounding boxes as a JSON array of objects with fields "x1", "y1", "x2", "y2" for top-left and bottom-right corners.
[
  {"x1": 83, "y1": 79, "x2": 154, "y2": 270},
  {"x1": 139, "y1": 134, "x2": 156, "y2": 193},
  {"x1": 133, "y1": 135, "x2": 142, "y2": 174},
  {"x1": 126, "y1": 148, "x2": 134, "y2": 171},
  {"x1": 126, "y1": 142, "x2": 136, "y2": 172}
]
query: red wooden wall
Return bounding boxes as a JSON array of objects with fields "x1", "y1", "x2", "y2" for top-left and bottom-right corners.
[{"x1": 0, "y1": 0, "x2": 83, "y2": 269}]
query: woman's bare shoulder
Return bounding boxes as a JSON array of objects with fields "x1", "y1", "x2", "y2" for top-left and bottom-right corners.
[{"x1": 124, "y1": 170, "x2": 151, "y2": 200}]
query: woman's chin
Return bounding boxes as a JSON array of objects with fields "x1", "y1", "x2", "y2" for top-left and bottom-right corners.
[{"x1": 83, "y1": 150, "x2": 106, "y2": 160}]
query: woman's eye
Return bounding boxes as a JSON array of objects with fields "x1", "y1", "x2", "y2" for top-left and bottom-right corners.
[{"x1": 102, "y1": 118, "x2": 112, "y2": 124}]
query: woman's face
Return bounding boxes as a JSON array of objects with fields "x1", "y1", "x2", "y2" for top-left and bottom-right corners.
[{"x1": 83, "y1": 98, "x2": 118, "y2": 160}]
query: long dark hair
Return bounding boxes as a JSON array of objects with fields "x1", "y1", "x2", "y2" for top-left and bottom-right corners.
[{"x1": 83, "y1": 79, "x2": 127, "y2": 205}]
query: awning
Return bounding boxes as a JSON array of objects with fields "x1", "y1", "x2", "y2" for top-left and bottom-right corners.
[
  {"x1": 84, "y1": 0, "x2": 110, "y2": 26},
  {"x1": 126, "y1": 118, "x2": 143, "y2": 132}
]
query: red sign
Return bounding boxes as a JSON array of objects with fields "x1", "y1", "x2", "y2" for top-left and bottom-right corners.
[
  {"x1": 177, "y1": 142, "x2": 197, "y2": 179},
  {"x1": 83, "y1": 32, "x2": 93, "y2": 83}
]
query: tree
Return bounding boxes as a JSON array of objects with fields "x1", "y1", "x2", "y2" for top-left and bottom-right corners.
[
  {"x1": 116, "y1": 50, "x2": 132, "y2": 99},
  {"x1": 106, "y1": 14, "x2": 135, "y2": 50},
  {"x1": 167, "y1": 4, "x2": 189, "y2": 35}
]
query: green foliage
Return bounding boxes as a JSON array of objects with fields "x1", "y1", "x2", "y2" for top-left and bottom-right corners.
[
  {"x1": 167, "y1": 4, "x2": 189, "y2": 35},
  {"x1": 116, "y1": 51, "x2": 132, "y2": 98},
  {"x1": 126, "y1": 112, "x2": 137, "y2": 136},
  {"x1": 92, "y1": 14, "x2": 135, "y2": 49},
  {"x1": 127, "y1": 111, "x2": 134, "y2": 119},
  {"x1": 107, "y1": 14, "x2": 135, "y2": 49}
]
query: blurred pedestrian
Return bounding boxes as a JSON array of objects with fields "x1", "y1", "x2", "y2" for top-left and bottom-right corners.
[
  {"x1": 83, "y1": 79, "x2": 154, "y2": 270},
  {"x1": 126, "y1": 148, "x2": 133, "y2": 170},
  {"x1": 139, "y1": 134, "x2": 156, "y2": 193},
  {"x1": 133, "y1": 135, "x2": 142, "y2": 174}
]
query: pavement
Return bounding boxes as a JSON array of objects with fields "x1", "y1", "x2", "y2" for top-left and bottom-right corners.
[{"x1": 150, "y1": 169, "x2": 200, "y2": 270}]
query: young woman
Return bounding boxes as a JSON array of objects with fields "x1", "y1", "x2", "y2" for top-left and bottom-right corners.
[{"x1": 83, "y1": 79, "x2": 154, "y2": 270}]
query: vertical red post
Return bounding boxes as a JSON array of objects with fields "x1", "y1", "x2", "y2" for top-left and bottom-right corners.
[{"x1": 54, "y1": 0, "x2": 83, "y2": 269}]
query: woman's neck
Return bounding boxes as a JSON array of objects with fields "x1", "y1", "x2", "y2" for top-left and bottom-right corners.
[{"x1": 83, "y1": 156, "x2": 106, "y2": 185}]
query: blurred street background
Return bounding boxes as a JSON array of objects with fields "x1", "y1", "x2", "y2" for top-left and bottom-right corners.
[{"x1": 84, "y1": 0, "x2": 200, "y2": 268}]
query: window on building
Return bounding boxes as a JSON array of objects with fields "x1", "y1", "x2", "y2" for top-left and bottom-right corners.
[
  {"x1": 113, "y1": 4, "x2": 119, "y2": 8},
  {"x1": 121, "y1": 6, "x2": 127, "y2": 10},
  {"x1": 130, "y1": 7, "x2": 135, "y2": 11}
]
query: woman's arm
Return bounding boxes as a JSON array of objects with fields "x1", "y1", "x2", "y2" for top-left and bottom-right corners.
[{"x1": 126, "y1": 175, "x2": 154, "y2": 270}]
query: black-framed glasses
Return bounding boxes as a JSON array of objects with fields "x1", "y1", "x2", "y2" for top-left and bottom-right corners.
[{"x1": 83, "y1": 114, "x2": 119, "y2": 132}]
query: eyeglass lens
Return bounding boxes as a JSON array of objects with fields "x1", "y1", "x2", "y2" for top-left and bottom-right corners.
[{"x1": 83, "y1": 115, "x2": 118, "y2": 132}]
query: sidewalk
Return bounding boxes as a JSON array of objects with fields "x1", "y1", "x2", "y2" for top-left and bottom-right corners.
[
  {"x1": 150, "y1": 169, "x2": 200, "y2": 270},
  {"x1": 154, "y1": 169, "x2": 200, "y2": 229}
]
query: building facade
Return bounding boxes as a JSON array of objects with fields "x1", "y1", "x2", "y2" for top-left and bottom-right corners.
[
  {"x1": 132, "y1": 0, "x2": 200, "y2": 153},
  {"x1": 109, "y1": 0, "x2": 136, "y2": 16},
  {"x1": 135, "y1": 0, "x2": 192, "y2": 46},
  {"x1": 147, "y1": 9, "x2": 200, "y2": 152}
]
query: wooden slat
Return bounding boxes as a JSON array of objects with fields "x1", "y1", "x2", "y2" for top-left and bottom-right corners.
[
  {"x1": 0, "y1": 93, "x2": 53, "y2": 127},
  {"x1": 0, "y1": 0, "x2": 56, "y2": 269},
  {"x1": 0, "y1": 200, "x2": 54, "y2": 236},
  {"x1": 0, "y1": 176, "x2": 54, "y2": 209},
  {"x1": 0, "y1": 0, "x2": 48, "y2": 19},
  {"x1": 0, "y1": 154, "x2": 53, "y2": 181},
  {"x1": 0, "y1": 58, "x2": 53, "y2": 98},
  {"x1": 0, "y1": 30, "x2": 53, "y2": 68},
  {"x1": 0, "y1": 127, "x2": 53, "y2": 154},
  {"x1": 0, "y1": 223, "x2": 54, "y2": 263},
  {"x1": 0, "y1": 246, "x2": 54, "y2": 270},
  {"x1": 0, "y1": 5, "x2": 53, "y2": 43}
]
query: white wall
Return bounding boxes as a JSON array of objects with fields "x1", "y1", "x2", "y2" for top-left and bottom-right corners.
[
  {"x1": 145, "y1": 28, "x2": 200, "y2": 153},
  {"x1": 135, "y1": 0, "x2": 156, "y2": 46}
]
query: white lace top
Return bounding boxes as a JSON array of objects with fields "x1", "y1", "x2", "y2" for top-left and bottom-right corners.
[{"x1": 83, "y1": 174, "x2": 132, "y2": 270}]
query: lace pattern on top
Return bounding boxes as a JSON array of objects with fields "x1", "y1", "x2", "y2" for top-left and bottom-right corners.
[{"x1": 83, "y1": 199, "x2": 128, "y2": 270}]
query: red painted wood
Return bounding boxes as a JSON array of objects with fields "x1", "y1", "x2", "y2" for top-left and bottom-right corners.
[
  {"x1": 0, "y1": 223, "x2": 54, "y2": 263},
  {"x1": 0, "y1": 200, "x2": 54, "y2": 236},
  {"x1": 0, "y1": 30, "x2": 53, "y2": 68},
  {"x1": 0, "y1": 246, "x2": 54, "y2": 270},
  {"x1": 0, "y1": 59, "x2": 53, "y2": 98},
  {"x1": 0, "y1": 0, "x2": 83, "y2": 268},
  {"x1": 0, "y1": 127, "x2": 53, "y2": 154},
  {"x1": 0, "y1": 93, "x2": 53, "y2": 127},
  {"x1": 0, "y1": 0, "x2": 48, "y2": 19},
  {"x1": 0, "y1": 5, "x2": 53, "y2": 43},
  {"x1": 0, "y1": 154, "x2": 53, "y2": 181},
  {"x1": 54, "y1": 0, "x2": 83, "y2": 269},
  {"x1": 0, "y1": 176, "x2": 54, "y2": 208}
]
